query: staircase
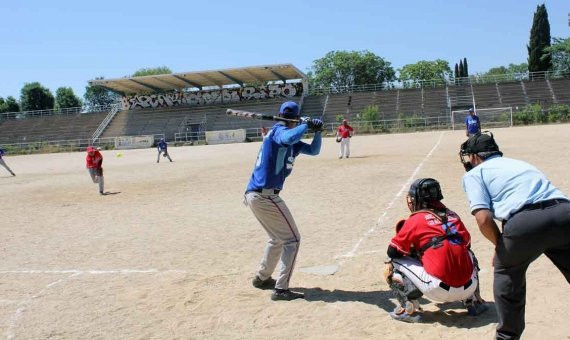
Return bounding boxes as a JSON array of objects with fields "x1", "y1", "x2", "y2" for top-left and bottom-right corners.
[{"x1": 92, "y1": 103, "x2": 120, "y2": 142}]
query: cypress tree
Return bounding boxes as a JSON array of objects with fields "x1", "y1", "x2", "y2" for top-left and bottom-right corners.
[
  {"x1": 454, "y1": 63, "x2": 459, "y2": 79},
  {"x1": 463, "y1": 58, "x2": 469, "y2": 76},
  {"x1": 528, "y1": 4, "x2": 552, "y2": 72},
  {"x1": 459, "y1": 60, "x2": 464, "y2": 78}
]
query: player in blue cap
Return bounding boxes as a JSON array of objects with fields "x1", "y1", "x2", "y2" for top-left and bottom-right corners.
[{"x1": 244, "y1": 101, "x2": 323, "y2": 301}]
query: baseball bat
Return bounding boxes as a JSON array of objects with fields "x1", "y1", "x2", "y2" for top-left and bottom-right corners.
[{"x1": 226, "y1": 109, "x2": 300, "y2": 123}]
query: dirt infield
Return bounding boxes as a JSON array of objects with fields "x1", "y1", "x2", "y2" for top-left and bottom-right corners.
[{"x1": 1, "y1": 124, "x2": 569, "y2": 339}]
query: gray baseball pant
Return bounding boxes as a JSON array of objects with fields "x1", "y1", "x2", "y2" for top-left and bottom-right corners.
[
  {"x1": 0, "y1": 158, "x2": 15, "y2": 175},
  {"x1": 244, "y1": 191, "x2": 300, "y2": 290},
  {"x1": 494, "y1": 200, "x2": 570, "y2": 340},
  {"x1": 157, "y1": 150, "x2": 172, "y2": 162},
  {"x1": 88, "y1": 168, "x2": 104, "y2": 193}
]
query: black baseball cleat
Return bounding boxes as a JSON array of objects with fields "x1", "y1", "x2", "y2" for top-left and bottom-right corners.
[
  {"x1": 252, "y1": 276, "x2": 276, "y2": 290},
  {"x1": 271, "y1": 289, "x2": 304, "y2": 301}
]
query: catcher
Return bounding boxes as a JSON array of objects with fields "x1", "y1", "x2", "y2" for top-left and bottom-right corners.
[
  {"x1": 86, "y1": 146, "x2": 105, "y2": 195},
  {"x1": 157, "y1": 138, "x2": 173, "y2": 163},
  {"x1": 384, "y1": 178, "x2": 487, "y2": 323}
]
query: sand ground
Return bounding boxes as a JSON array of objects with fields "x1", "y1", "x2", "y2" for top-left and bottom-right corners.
[{"x1": 1, "y1": 124, "x2": 569, "y2": 339}]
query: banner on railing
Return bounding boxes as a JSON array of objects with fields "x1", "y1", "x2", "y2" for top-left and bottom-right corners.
[
  {"x1": 205, "y1": 129, "x2": 246, "y2": 145},
  {"x1": 121, "y1": 83, "x2": 303, "y2": 110},
  {"x1": 114, "y1": 135, "x2": 155, "y2": 149}
]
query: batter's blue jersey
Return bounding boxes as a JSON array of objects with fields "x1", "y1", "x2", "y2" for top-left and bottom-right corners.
[
  {"x1": 246, "y1": 122, "x2": 321, "y2": 192},
  {"x1": 465, "y1": 115, "x2": 480, "y2": 134}
]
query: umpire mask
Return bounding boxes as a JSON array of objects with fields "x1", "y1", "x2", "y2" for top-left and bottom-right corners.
[{"x1": 459, "y1": 131, "x2": 502, "y2": 172}]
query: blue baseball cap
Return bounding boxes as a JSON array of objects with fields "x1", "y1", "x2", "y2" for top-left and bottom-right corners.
[
  {"x1": 279, "y1": 101, "x2": 299, "y2": 118},
  {"x1": 468, "y1": 108, "x2": 474, "y2": 113}
]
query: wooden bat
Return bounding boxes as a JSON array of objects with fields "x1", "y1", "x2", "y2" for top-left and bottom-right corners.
[{"x1": 226, "y1": 109, "x2": 300, "y2": 123}]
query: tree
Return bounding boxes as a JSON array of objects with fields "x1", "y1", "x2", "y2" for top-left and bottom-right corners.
[
  {"x1": 459, "y1": 60, "x2": 464, "y2": 78},
  {"x1": 84, "y1": 77, "x2": 120, "y2": 111},
  {"x1": 55, "y1": 87, "x2": 82, "y2": 110},
  {"x1": 454, "y1": 63, "x2": 459, "y2": 78},
  {"x1": 20, "y1": 82, "x2": 54, "y2": 111},
  {"x1": 528, "y1": 4, "x2": 552, "y2": 72},
  {"x1": 309, "y1": 50, "x2": 396, "y2": 90},
  {"x1": 483, "y1": 63, "x2": 528, "y2": 76},
  {"x1": 5, "y1": 96, "x2": 19, "y2": 112},
  {"x1": 131, "y1": 66, "x2": 172, "y2": 77},
  {"x1": 399, "y1": 59, "x2": 452, "y2": 84},
  {"x1": 463, "y1": 58, "x2": 469, "y2": 77},
  {"x1": 544, "y1": 37, "x2": 570, "y2": 74}
]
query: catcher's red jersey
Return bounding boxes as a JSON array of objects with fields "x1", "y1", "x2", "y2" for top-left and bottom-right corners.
[{"x1": 390, "y1": 210, "x2": 473, "y2": 287}]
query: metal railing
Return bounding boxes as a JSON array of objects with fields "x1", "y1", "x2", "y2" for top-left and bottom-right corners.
[
  {"x1": 92, "y1": 103, "x2": 121, "y2": 142},
  {"x1": 0, "y1": 104, "x2": 117, "y2": 120},
  {"x1": 306, "y1": 71, "x2": 570, "y2": 95}
]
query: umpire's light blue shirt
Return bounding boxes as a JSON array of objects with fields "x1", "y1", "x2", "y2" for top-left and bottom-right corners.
[{"x1": 462, "y1": 155, "x2": 567, "y2": 221}]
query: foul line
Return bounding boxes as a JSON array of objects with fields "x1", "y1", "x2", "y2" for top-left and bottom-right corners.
[{"x1": 336, "y1": 131, "x2": 445, "y2": 263}]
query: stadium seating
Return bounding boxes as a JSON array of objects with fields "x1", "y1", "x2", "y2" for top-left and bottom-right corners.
[{"x1": 0, "y1": 112, "x2": 107, "y2": 144}]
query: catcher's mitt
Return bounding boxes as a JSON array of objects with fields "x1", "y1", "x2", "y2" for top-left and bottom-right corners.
[
  {"x1": 336, "y1": 136, "x2": 342, "y2": 143},
  {"x1": 163, "y1": 153, "x2": 168, "y2": 157}
]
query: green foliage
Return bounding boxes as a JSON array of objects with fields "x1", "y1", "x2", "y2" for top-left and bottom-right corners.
[
  {"x1": 84, "y1": 77, "x2": 120, "y2": 111},
  {"x1": 544, "y1": 37, "x2": 570, "y2": 74},
  {"x1": 5, "y1": 96, "x2": 19, "y2": 112},
  {"x1": 459, "y1": 60, "x2": 464, "y2": 78},
  {"x1": 513, "y1": 104, "x2": 546, "y2": 125},
  {"x1": 335, "y1": 114, "x2": 345, "y2": 123},
  {"x1": 131, "y1": 66, "x2": 172, "y2": 77},
  {"x1": 546, "y1": 104, "x2": 570, "y2": 122},
  {"x1": 399, "y1": 59, "x2": 451, "y2": 86},
  {"x1": 454, "y1": 63, "x2": 459, "y2": 78},
  {"x1": 309, "y1": 50, "x2": 396, "y2": 91},
  {"x1": 528, "y1": 4, "x2": 552, "y2": 72},
  {"x1": 463, "y1": 58, "x2": 469, "y2": 77},
  {"x1": 20, "y1": 82, "x2": 55, "y2": 111},
  {"x1": 361, "y1": 105, "x2": 380, "y2": 121},
  {"x1": 54, "y1": 87, "x2": 82, "y2": 110},
  {"x1": 483, "y1": 63, "x2": 528, "y2": 76}
]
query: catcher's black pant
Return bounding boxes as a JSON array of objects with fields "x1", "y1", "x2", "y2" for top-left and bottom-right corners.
[{"x1": 494, "y1": 199, "x2": 570, "y2": 340}]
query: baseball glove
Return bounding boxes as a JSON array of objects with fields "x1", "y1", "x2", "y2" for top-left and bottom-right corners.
[
  {"x1": 336, "y1": 136, "x2": 342, "y2": 143},
  {"x1": 395, "y1": 219, "x2": 406, "y2": 233},
  {"x1": 163, "y1": 153, "x2": 168, "y2": 157}
]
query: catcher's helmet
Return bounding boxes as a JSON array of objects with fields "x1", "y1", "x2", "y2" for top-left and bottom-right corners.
[{"x1": 408, "y1": 178, "x2": 443, "y2": 211}]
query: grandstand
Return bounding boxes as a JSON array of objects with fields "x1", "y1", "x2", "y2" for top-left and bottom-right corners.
[{"x1": 1, "y1": 68, "x2": 570, "y2": 149}]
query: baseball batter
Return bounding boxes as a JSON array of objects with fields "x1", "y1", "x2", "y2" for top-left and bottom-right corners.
[
  {"x1": 0, "y1": 147, "x2": 16, "y2": 176},
  {"x1": 244, "y1": 101, "x2": 323, "y2": 301},
  {"x1": 86, "y1": 146, "x2": 105, "y2": 195}
]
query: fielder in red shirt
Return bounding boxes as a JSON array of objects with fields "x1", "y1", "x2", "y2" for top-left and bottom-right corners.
[
  {"x1": 384, "y1": 178, "x2": 487, "y2": 323},
  {"x1": 336, "y1": 119, "x2": 353, "y2": 159},
  {"x1": 86, "y1": 146, "x2": 105, "y2": 195}
]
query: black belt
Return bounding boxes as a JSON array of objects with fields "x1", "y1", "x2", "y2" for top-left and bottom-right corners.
[
  {"x1": 439, "y1": 279, "x2": 472, "y2": 291},
  {"x1": 249, "y1": 188, "x2": 280, "y2": 195},
  {"x1": 515, "y1": 198, "x2": 569, "y2": 215}
]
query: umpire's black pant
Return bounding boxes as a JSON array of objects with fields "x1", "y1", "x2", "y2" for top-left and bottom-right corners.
[{"x1": 494, "y1": 199, "x2": 570, "y2": 340}]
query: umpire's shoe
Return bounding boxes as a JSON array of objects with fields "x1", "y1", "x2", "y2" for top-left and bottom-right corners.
[
  {"x1": 271, "y1": 289, "x2": 304, "y2": 301},
  {"x1": 252, "y1": 276, "x2": 276, "y2": 290}
]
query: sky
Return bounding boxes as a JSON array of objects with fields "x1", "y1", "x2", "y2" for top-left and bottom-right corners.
[{"x1": 0, "y1": 0, "x2": 568, "y2": 100}]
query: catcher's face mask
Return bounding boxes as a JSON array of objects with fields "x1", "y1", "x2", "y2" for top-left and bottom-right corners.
[{"x1": 407, "y1": 178, "x2": 443, "y2": 212}]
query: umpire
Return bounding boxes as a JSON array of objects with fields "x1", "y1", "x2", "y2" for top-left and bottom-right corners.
[{"x1": 459, "y1": 132, "x2": 570, "y2": 340}]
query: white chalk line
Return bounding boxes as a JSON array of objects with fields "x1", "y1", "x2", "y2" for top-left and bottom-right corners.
[
  {"x1": 5, "y1": 273, "x2": 79, "y2": 340},
  {"x1": 336, "y1": 131, "x2": 445, "y2": 263},
  {"x1": 2, "y1": 269, "x2": 187, "y2": 339}
]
